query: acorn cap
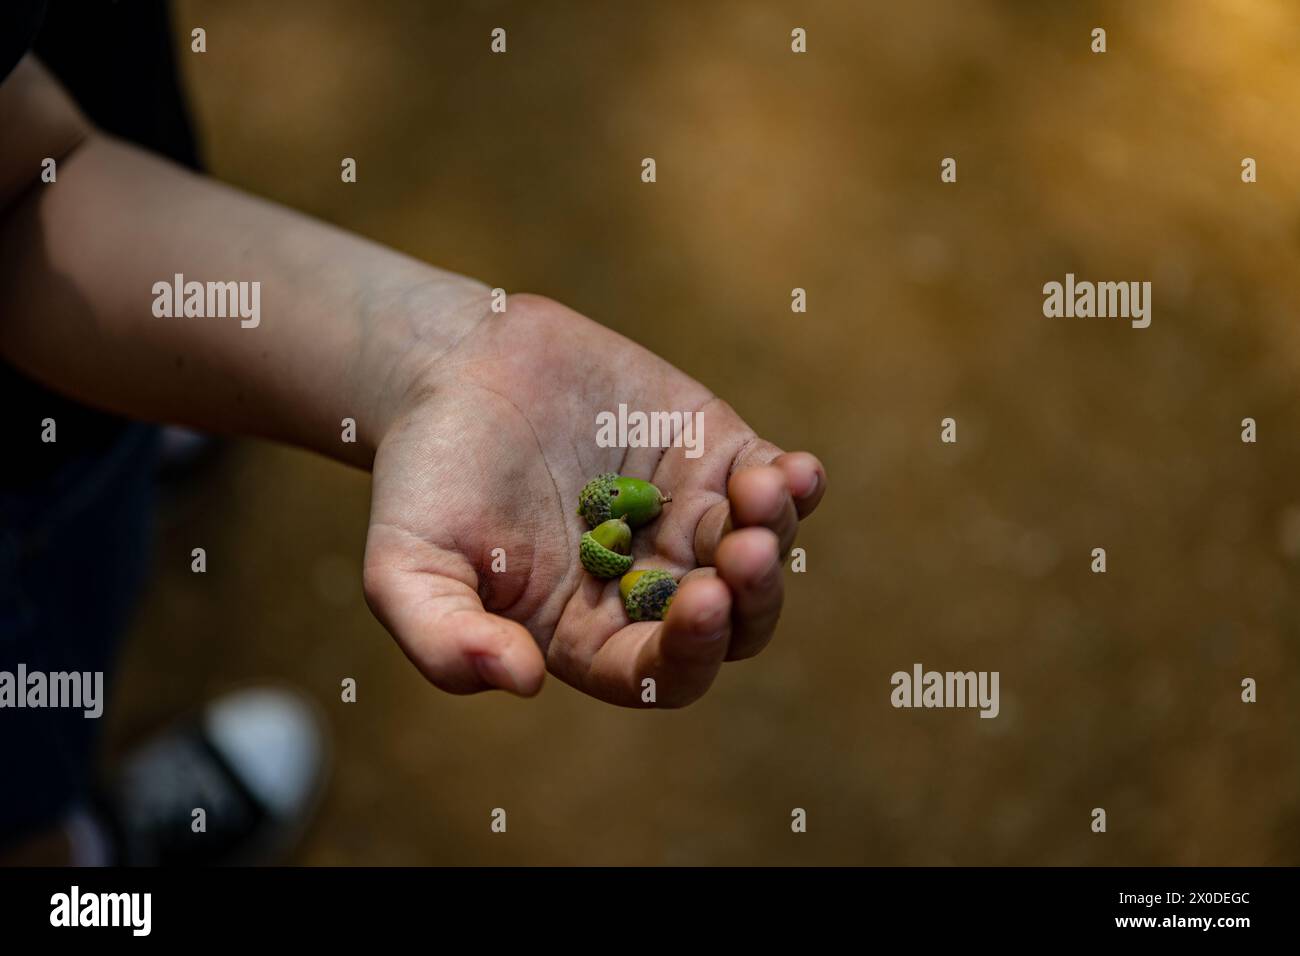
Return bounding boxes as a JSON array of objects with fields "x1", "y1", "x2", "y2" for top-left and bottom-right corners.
[
  {"x1": 620, "y1": 569, "x2": 678, "y2": 622},
  {"x1": 580, "y1": 520, "x2": 634, "y2": 579},
  {"x1": 577, "y1": 473, "x2": 619, "y2": 526}
]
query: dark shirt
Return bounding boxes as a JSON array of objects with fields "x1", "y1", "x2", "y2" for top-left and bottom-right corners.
[
  {"x1": 0, "y1": 0, "x2": 45, "y2": 82},
  {"x1": 1, "y1": 0, "x2": 200, "y2": 488}
]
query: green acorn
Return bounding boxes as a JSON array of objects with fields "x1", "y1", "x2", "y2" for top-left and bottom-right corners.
[
  {"x1": 619, "y1": 569, "x2": 678, "y2": 622},
  {"x1": 577, "y1": 473, "x2": 671, "y2": 529},
  {"x1": 579, "y1": 516, "x2": 634, "y2": 579}
]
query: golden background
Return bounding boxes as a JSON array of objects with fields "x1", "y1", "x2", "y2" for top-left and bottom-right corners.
[{"x1": 105, "y1": 0, "x2": 1300, "y2": 864}]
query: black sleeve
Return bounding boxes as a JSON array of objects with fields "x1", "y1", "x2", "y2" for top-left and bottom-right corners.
[
  {"x1": 0, "y1": 0, "x2": 46, "y2": 83},
  {"x1": 34, "y1": 0, "x2": 201, "y2": 171},
  {"x1": 0, "y1": 0, "x2": 201, "y2": 490}
]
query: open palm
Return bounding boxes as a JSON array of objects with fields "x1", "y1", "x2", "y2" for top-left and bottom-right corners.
[{"x1": 363, "y1": 295, "x2": 825, "y2": 707}]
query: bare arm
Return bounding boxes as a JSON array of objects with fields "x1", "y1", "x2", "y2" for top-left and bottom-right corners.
[
  {"x1": 0, "y1": 55, "x2": 487, "y2": 468},
  {"x1": 0, "y1": 54, "x2": 826, "y2": 705}
]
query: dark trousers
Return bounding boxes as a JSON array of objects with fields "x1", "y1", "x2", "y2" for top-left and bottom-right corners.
[{"x1": 0, "y1": 424, "x2": 157, "y2": 849}]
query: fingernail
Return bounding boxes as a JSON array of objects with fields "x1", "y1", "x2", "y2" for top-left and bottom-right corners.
[
  {"x1": 474, "y1": 654, "x2": 522, "y2": 694},
  {"x1": 756, "y1": 561, "x2": 782, "y2": 590},
  {"x1": 693, "y1": 604, "x2": 729, "y2": 639},
  {"x1": 796, "y1": 468, "x2": 822, "y2": 500}
]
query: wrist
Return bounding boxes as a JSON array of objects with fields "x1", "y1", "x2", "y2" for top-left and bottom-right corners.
[{"x1": 351, "y1": 271, "x2": 495, "y2": 465}]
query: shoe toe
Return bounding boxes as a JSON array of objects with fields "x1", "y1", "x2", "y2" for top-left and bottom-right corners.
[{"x1": 202, "y1": 687, "x2": 327, "y2": 820}]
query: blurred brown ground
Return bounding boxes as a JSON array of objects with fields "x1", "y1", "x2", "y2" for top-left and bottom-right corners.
[{"x1": 103, "y1": 0, "x2": 1300, "y2": 864}]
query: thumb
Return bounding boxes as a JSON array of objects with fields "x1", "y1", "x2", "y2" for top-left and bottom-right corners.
[{"x1": 363, "y1": 562, "x2": 546, "y2": 697}]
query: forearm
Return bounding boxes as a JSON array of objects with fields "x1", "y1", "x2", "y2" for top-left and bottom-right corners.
[{"x1": 0, "y1": 68, "x2": 489, "y2": 467}]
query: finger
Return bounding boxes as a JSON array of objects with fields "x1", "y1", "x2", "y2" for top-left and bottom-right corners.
[
  {"x1": 728, "y1": 465, "x2": 799, "y2": 557},
  {"x1": 772, "y1": 451, "x2": 827, "y2": 519},
  {"x1": 694, "y1": 454, "x2": 824, "y2": 565},
  {"x1": 363, "y1": 565, "x2": 546, "y2": 697},
  {"x1": 692, "y1": 499, "x2": 732, "y2": 567},
  {"x1": 715, "y1": 527, "x2": 783, "y2": 660},
  {"x1": 585, "y1": 572, "x2": 731, "y2": 708}
]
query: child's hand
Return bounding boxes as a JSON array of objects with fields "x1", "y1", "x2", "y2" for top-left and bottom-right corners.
[
  {"x1": 0, "y1": 60, "x2": 820, "y2": 710},
  {"x1": 362, "y1": 294, "x2": 826, "y2": 706}
]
